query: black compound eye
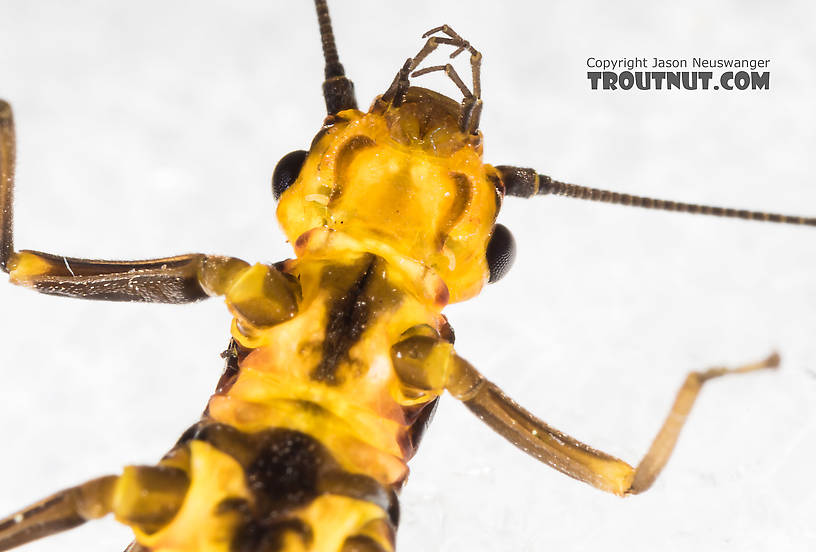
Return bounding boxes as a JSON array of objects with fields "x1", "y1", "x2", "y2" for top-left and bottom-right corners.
[
  {"x1": 486, "y1": 223, "x2": 516, "y2": 284},
  {"x1": 272, "y1": 150, "x2": 308, "y2": 200}
]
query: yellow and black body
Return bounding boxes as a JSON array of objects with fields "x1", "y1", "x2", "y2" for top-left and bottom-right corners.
[
  {"x1": 1, "y1": 2, "x2": 812, "y2": 552},
  {"x1": 106, "y1": 86, "x2": 501, "y2": 551},
  {"x1": 1, "y1": 72, "x2": 504, "y2": 551}
]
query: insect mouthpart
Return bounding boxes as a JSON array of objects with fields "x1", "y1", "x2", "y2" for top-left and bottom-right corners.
[
  {"x1": 380, "y1": 25, "x2": 484, "y2": 135},
  {"x1": 371, "y1": 86, "x2": 483, "y2": 158}
]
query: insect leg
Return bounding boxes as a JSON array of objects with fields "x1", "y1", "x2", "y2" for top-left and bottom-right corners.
[
  {"x1": 458, "y1": 352, "x2": 778, "y2": 496},
  {"x1": 391, "y1": 335, "x2": 779, "y2": 496},
  {"x1": 0, "y1": 100, "x2": 15, "y2": 273},
  {"x1": 0, "y1": 464, "x2": 191, "y2": 552},
  {"x1": 0, "y1": 100, "x2": 270, "y2": 304},
  {"x1": 0, "y1": 475, "x2": 117, "y2": 551},
  {"x1": 622, "y1": 353, "x2": 780, "y2": 493},
  {"x1": 7, "y1": 251, "x2": 251, "y2": 303}
]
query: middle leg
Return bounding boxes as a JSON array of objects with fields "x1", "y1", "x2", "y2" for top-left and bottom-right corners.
[{"x1": 391, "y1": 334, "x2": 779, "y2": 496}]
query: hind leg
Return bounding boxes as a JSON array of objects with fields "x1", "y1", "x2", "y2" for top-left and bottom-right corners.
[{"x1": 391, "y1": 335, "x2": 780, "y2": 496}]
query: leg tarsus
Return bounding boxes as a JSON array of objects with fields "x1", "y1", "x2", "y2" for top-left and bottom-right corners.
[{"x1": 626, "y1": 352, "x2": 779, "y2": 494}]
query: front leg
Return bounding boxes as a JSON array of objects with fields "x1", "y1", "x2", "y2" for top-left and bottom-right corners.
[
  {"x1": 0, "y1": 100, "x2": 15, "y2": 272},
  {"x1": 0, "y1": 99, "x2": 252, "y2": 304},
  {"x1": 8, "y1": 250, "x2": 251, "y2": 304},
  {"x1": 391, "y1": 334, "x2": 778, "y2": 496}
]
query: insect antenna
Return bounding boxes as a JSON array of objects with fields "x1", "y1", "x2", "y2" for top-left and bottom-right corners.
[
  {"x1": 497, "y1": 165, "x2": 816, "y2": 226},
  {"x1": 313, "y1": 0, "x2": 357, "y2": 115}
]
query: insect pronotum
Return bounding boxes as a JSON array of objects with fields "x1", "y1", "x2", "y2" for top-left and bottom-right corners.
[{"x1": 1, "y1": 1, "x2": 815, "y2": 551}]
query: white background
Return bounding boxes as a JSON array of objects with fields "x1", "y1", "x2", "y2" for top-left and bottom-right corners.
[{"x1": 1, "y1": 1, "x2": 815, "y2": 551}]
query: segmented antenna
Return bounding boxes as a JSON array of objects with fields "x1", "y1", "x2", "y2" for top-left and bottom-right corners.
[
  {"x1": 540, "y1": 178, "x2": 816, "y2": 226},
  {"x1": 313, "y1": 0, "x2": 358, "y2": 115},
  {"x1": 498, "y1": 166, "x2": 816, "y2": 227}
]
